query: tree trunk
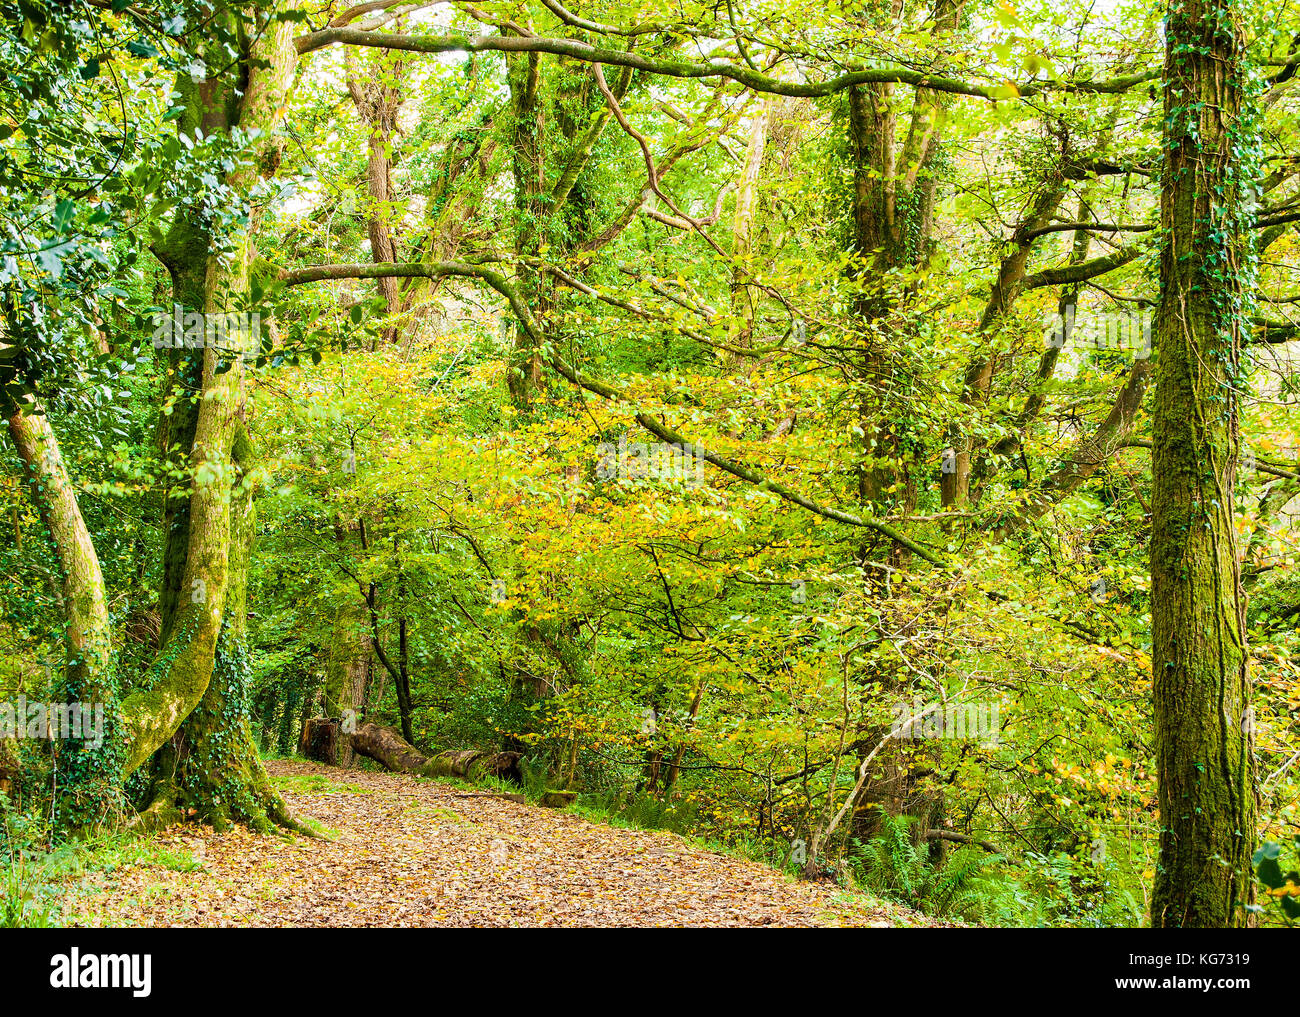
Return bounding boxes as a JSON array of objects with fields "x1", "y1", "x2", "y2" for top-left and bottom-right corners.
[
  {"x1": 847, "y1": 0, "x2": 962, "y2": 851},
  {"x1": 6, "y1": 403, "x2": 119, "y2": 824},
  {"x1": 345, "y1": 43, "x2": 406, "y2": 345},
  {"x1": 727, "y1": 100, "x2": 770, "y2": 367},
  {"x1": 505, "y1": 47, "x2": 546, "y2": 406},
  {"x1": 942, "y1": 172, "x2": 1066, "y2": 507},
  {"x1": 1150, "y1": 0, "x2": 1257, "y2": 928},
  {"x1": 348, "y1": 722, "x2": 522, "y2": 783},
  {"x1": 126, "y1": 8, "x2": 305, "y2": 836},
  {"x1": 325, "y1": 587, "x2": 371, "y2": 766},
  {"x1": 300, "y1": 717, "x2": 340, "y2": 764},
  {"x1": 990, "y1": 357, "x2": 1153, "y2": 541},
  {"x1": 145, "y1": 424, "x2": 305, "y2": 833}
]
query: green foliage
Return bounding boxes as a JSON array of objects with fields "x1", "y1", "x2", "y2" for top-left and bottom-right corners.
[
  {"x1": 1251, "y1": 837, "x2": 1300, "y2": 925},
  {"x1": 852, "y1": 810, "x2": 1004, "y2": 922},
  {"x1": 851, "y1": 810, "x2": 1145, "y2": 927},
  {"x1": 0, "y1": 799, "x2": 61, "y2": 928},
  {"x1": 0, "y1": 0, "x2": 1294, "y2": 931}
]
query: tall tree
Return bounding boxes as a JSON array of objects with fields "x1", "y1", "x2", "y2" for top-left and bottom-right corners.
[
  {"x1": 1151, "y1": 0, "x2": 1258, "y2": 928},
  {"x1": 126, "y1": 4, "x2": 305, "y2": 832}
]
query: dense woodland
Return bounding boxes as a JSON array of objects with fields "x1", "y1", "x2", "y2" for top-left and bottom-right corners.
[{"x1": 0, "y1": 0, "x2": 1298, "y2": 930}]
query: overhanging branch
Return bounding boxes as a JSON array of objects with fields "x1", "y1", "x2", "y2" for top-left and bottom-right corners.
[
  {"x1": 295, "y1": 27, "x2": 1157, "y2": 100},
  {"x1": 279, "y1": 260, "x2": 947, "y2": 565}
]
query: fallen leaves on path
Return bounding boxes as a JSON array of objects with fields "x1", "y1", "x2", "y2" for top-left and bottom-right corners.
[{"x1": 67, "y1": 761, "x2": 939, "y2": 928}]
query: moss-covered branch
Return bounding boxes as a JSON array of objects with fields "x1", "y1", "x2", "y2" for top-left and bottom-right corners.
[{"x1": 295, "y1": 27, "x2": 1158, "y2": 100}]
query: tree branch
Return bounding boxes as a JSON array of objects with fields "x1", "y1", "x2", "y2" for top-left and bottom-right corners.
[
  {"x1": 295, "y1": 27, "x2": 1157, "y2": 100},
  {"x1": 280, "y1": 260, "x2": 946, "y2": 564}
]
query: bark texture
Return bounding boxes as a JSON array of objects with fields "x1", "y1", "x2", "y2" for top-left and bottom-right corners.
[
  {"x1": 1150, "y1": 0, "x2": 1257, "y2": 928},
  {"x1": 125, "y1": 7, "x2": 304, "y2": 837},
  {"x1": 5, "y1": 405, "x2": 119, "y2": 822}
]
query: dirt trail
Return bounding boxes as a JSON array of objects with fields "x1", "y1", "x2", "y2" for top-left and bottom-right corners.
[{"x1": 68, "y1": 760, "x2": 933, "y2": 927}]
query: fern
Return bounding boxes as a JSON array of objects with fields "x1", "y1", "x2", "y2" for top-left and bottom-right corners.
[
  {"x1": 927, "y1": 847, "x2": 1001, "y2": 918},
  {"x1": 852, "y1": 808, "x2": 1011, "y2": 922},
  {"x1": 855, "y1": 810, "x2": 927, "y2": 903}
]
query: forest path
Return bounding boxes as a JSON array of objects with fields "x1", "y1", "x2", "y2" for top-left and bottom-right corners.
[{"x1": 68, "y1": 760, "x2": 932, "y2": 927}]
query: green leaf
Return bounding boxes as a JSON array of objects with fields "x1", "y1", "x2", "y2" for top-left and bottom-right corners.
[
  {"x1": 1256, "y1": 856, "x2": 1284, "y2": 889},
  {"x1": 52, "y1": 199, "x2": 77, "y2": 232}
]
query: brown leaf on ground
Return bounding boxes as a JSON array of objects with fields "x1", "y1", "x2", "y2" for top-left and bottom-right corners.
[{"x1": 67, "y1": 761, "x2": 949, "y2": 928}]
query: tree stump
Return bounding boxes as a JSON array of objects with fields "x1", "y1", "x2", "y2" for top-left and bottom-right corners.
[
  {"x1": 0, "y1": 736, "x2": 18, "y2": 800},
  {"x1": 300, "y1": 717, "x2": 339, "y2": 765}
]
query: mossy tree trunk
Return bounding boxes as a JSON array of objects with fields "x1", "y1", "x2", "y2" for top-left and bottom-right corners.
[
  {"x1": 5, "y1": 402, "x2": 121, "y2": 824},
  {"x1": 1150, "y1": 0, "x2": 1258, "y2": 928},
  {"x1": 941, "y1": 171, "x2": 1066, "y2": 508},
  {"x1": 505, "y1": 47, "x2": 547, "y2": 406},
  {"x1": 325, "y1": 569, "x2": 372, "y2": 767},
  {"x1": 503, "y1": 50, "x2": 630, "y2": 407},
  {"x1": 350, "y1": 722, "x2": 522, "y2": 783},
  {"x1": 125, "y1": 5, "x2": 304, "y2": 833},
  {"x1": 143, "y1": 424, "x2": 304, "y2": 833},
  {"x1": 846, "y1": 0, "x2": 958, "y2": 528},
  {"x1": 727, "y1": 100, "x2": 770, "y2": 367},
  {"x1": 846, "y1": 0, "x2": 960, "y2": 858},
  {"x1": 345, "y1": 41, "x2": 406, "y2": 346}
]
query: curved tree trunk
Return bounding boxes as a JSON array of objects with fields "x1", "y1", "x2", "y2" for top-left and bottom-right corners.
[
  {"x1": 942, "y1": 172, "x2": 1066, "y2": 508},
  {"x1": 144, "y1": 424, "x2": 304, "y2": 833},
  {"x1": 990, "y1": 357, "x2": 1154, "y2": 541},
  {"x1": 5, "y1": 403, "x2": 119, "y2": 824},
  {"x1": 124, "y1": 8, "x2": 303, "y2": 836}
]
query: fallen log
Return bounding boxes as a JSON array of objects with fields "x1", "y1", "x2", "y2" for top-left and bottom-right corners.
[
  {"x1": 923, "y1": 829, "x2": 1001, "y2": 853},
  {"x1": 348, "y1": 722, "x2": 523, "y2": 784}
]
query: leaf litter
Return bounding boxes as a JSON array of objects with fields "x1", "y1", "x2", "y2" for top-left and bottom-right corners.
[{"x1": 65, "y1": 760, "x2": 944, "y2": 928}]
